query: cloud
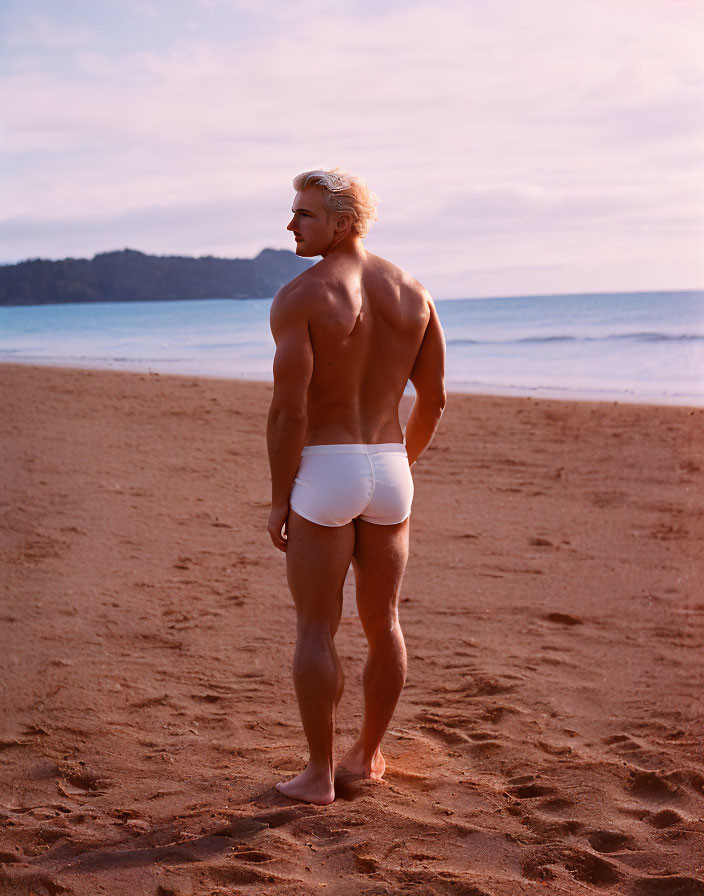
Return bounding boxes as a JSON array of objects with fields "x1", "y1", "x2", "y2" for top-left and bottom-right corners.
[
  {"x1": 3, "y1": 12, "x2": 97, "y2": 51},
  {"x1": 1, "y1": 0, "x2": 703, "y2": 295},
  {"x1": 0, "y1": 193, "x2": 288, "y2": 262}
]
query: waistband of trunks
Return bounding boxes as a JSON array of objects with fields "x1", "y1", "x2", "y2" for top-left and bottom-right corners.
[{"x1": 300, "y1": 443, "x2": 407, "y2": 457}]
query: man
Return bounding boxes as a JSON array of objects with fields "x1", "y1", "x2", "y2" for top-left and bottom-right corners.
[{"x1": 266, "y1": 168, "x2": 446, "y2": 805}]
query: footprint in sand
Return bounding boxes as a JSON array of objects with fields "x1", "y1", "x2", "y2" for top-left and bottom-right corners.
[
  {"x1": 529, "y1": 537, "x2": 554, "y2": 547},
  {"x1": 57, "y1": 764, "x2": 109, "y2": 795},
  {"x1": 522, "y1": 844, "x2": 622, "y2": 887},
  {"x1": 648, "y1": 808, "x2": 684, "y2": 829},
  {"x1": 482, "y1": 703, "x2": 520, "y2": 725},
  {"x1": 190, "y1": 693, "x2": 226, "y2": 704},
  {"x1": 0, "y1": 871, "x2": 72, "y2": 894},
  {"x1": 418, "y1": 721, "x2": 471, "y2": 747},
  {"x1": 173, "y1": 556, "x2": 193, "y2": 569},
  {"x1": 252, "y1": 807, "x2": 315, "y2": 829},
  {"x1": 414, "y1": 705, "x2": 512, "y2": 758},
  {"x1": 461, "y1": 674, "x2": 520, "y2": 697},
  {"x1": 627, "y1": 768, "x2": 683, "y2": 801},
  {"x1": 537, "y1": 739, "x2": 573, "y2": 757},
  {"x1": 296, "y1": 816, "x2": 352, "y2": 842},
  {"x1": 632, "y1": 875, "x2": 704, "y2": 895},
  {"x1": 208, "y1": 865, "x2": 278, "y2": 887},
  {"x1": 603, "y1": 732, "x2": 674, "y2": 773},
  {"x1": 544, "y1": 612, "x2": 583, "y2": 626},
  {"x1": 508, "y1": 781, "x2": 555, "y2": 800},
  {"x1": 228, "y1": 846, "x2": 275, "y2": 863},
  {"x1": 382, "y1": 767, "x2": 440, "y2": 793},
  {"x1": 586, "y1": 828, "x2": 634, "y2": 853},
  {"x1": 538, "y1": 796, "x2": 576, "y2": 814}
]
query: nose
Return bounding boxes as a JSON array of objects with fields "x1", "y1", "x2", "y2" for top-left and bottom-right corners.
[{"x1": 286, "y1": 217, "x2": 295, "y2": 232}]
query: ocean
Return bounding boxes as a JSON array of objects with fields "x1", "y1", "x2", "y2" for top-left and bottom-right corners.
[{"x1": 1, "y1": 290, "x2": 702, "y2": 406}]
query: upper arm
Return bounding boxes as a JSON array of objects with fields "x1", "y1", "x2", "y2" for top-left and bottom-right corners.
[
  {"x1": 409, "y1": 295, "x2": 446, "y2": 405},
  {"x1": 270, "y1": 286, "x2": 314, "y2": 416}
]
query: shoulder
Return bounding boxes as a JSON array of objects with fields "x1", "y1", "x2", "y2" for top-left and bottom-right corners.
[
  {"x1": 365, "y1": 253, "x2": 433, "y2": 327},
  {"x1": 366, "y1": 252, "x2": 430, "y2": 301},
  {"x1": 270, "y1": 266, "x2": 330, "y2": 335}
]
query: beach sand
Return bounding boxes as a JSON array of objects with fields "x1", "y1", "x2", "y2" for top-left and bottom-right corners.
[{"x1": 1, "y1": 362, "x2": 703, "y2": 896}]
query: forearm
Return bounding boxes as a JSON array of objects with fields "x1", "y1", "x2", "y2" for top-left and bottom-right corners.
[
  {"x1": 267, "y1": 402, "x2": 308, "y2": 507},
  {"x1": 404, "y1": 396, "x2": 445, "y2": 467}
]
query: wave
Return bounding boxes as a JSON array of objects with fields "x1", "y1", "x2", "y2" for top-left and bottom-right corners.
[
  {"x1": 448, "y1": 332, "x2": 704, "y2": 347},
  {"x1": 443, "y1": 374, "x2": 704, "y2": 405},
  {"x1": 609, "y1": 332, "x2": 704, "y2": 343}
]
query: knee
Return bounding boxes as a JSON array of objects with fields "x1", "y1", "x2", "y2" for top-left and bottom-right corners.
[
  {"x1": 296, "y1": 617, "x2": 335, "y2": 644},
  {"x1": 363, "y1": 614, "x2": 403, "y2": 645},
  {"x1": 292, "y1": 625, "x2": 343, "y2": 686}
]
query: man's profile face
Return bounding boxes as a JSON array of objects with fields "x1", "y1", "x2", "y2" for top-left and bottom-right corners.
[{"x1": 287, "y1": 187, "x2": 338, "y2": 257}]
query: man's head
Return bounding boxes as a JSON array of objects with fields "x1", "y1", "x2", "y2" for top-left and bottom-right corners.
[{"x1": 287, "y1": 168, "x2": 379, "y2": 257}]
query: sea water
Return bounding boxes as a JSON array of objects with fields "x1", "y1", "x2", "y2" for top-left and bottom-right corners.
[{"x1": 1, "y1": 290, "x2": 702, "y2": 405}]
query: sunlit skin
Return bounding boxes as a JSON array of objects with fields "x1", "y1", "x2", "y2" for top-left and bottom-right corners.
[{"x1": 266, "y1": 183, "x2": 446, "y2": 805}]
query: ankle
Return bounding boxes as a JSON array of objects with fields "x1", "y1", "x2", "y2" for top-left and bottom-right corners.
[{"x1": 307, "y1": 759, "x2": 334, "y2": 780}]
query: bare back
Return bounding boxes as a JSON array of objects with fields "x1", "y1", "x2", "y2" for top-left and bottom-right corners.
[{"x1": 297, "y1": 251, "x2": 430, "y2": 445}]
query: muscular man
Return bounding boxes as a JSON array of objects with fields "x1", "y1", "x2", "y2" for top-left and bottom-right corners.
[{"x1": 266, "y1": 168, "x2": 446, "y2": 805}]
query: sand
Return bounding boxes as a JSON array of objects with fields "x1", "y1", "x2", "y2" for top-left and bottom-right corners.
[{"x1": 1, "y1": 362, "x2": 703, "y2": 896}]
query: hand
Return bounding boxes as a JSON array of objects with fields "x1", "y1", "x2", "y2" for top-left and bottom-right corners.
[{"x1": 267, "y1": 503, "x2": 289, "y2": 553}]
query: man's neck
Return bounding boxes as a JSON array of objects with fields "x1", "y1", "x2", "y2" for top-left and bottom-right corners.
[{"x1": 320, "y1": 233, "x2": 365, "y2": 260}]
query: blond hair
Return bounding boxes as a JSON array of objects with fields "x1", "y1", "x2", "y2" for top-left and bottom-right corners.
[{"x1": 292, "y1": 167, "x2": 379, "y2": 238}]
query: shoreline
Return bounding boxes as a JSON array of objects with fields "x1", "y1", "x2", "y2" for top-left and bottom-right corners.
[
  {"x1": 1, "y1": 362, "x2": 702, "y2": 895},
  {"x1": 2, "y1": 358, "x2": 702, "y2": 410}
]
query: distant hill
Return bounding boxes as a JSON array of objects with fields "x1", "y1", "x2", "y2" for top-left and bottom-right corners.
[{"x1": 0, "y1": 248, "x2": 314, "y2": 306}]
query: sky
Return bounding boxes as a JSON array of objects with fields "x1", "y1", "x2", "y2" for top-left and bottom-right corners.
[{"x1": 1, "y1": 0, "x2": 703, "y2": 299}]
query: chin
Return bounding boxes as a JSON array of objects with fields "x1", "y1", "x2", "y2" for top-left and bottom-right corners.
[{"x1": 295, "y1": 243, "x2": 318, "y2": 258}]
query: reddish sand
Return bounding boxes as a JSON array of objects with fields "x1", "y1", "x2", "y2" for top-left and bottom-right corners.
[{"x1": 1, "y1": 363, "x2": 703, "y2": 896}]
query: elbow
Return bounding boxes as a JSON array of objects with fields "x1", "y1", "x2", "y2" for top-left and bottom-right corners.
[
  {"x1": 269, "y1": 402, "x2": 307, "y2": 430},
  {"x1": 414, "y1": 390, "x2": 446, "y2": 430},
  {"x1": 420, "y1": 385, "x2": 446, "y2": 415},
  {"x1": 434, "y1": 392, "x2": 447, "y2": 426}
]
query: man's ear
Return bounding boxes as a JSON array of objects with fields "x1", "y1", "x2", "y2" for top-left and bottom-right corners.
[{"x1": 335, "y1": 213, "x2": 353, "y2": 233}]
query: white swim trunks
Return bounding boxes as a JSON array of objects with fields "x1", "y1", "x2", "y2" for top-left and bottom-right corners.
[{"x1": 289, "y1": 443, "x2": 414, "y2": 527}]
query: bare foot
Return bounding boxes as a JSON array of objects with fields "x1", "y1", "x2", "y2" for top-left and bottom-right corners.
[
  {"x1": 275, "y1": 765, "x2": 335, "y2": 805},
  {"x1": 337, "y1": 741, "x2": 386, "y2": 779}
]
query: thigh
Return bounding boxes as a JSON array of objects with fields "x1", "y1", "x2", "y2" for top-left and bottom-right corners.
[
  {"x1": 286, "y1": 509, "x2": 356, "y2": 635},
  {"x1": 352, "y1": 516, "x2": 410, "y2": 638}
]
